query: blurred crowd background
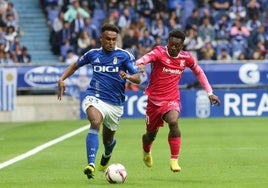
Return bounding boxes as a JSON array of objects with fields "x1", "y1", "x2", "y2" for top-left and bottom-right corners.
[{"x1": 0, "y1": 0, "x2": 268, "y2": 64}]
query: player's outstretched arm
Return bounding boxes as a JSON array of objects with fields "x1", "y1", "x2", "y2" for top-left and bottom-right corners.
[
  {"x1": 57, "y1": 62, "x2": 79, "y2": 100},
  {"x1": 119, "y1": 71, "x2": 141, "y2": 84}
]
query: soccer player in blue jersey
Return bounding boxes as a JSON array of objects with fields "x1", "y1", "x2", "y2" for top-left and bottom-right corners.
[{"x1": 57, "y1": 23, "x2": 141, "y2": 179}]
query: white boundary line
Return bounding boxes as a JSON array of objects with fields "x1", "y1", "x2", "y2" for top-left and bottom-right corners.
[{"x1": 0, "y1": 124, "x2": 90, "y2": 170}]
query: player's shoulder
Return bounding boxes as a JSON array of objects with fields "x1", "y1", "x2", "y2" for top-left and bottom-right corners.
[
  {"x1": 178, "y1": 50, "x2": 193, "y2": 59},
  {"x1": 153, "y1": 45, "x2": 165, "y2": 52},
  {"x1": 115, "y1": 47, "x2": 135, "y2": 60}
]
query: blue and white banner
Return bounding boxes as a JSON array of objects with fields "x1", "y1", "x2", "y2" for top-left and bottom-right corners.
[
  {"x1": 0, "y1": 68, "x2": 17, "y2": 111},
  {"x1": 80, "y1": 89, "x2": 268, "y2": 119},
  {"x1": 1, "y1": 62, "x2": 267, "y2": 90}
]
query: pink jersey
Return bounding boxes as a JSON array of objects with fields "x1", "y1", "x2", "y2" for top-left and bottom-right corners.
[{"x1": 136, "y1": 46, "x2": 213, "y2": 102}]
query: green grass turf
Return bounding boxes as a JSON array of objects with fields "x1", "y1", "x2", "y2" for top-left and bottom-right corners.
[{"x1": 0, "y1": 117, "x2": 268, "y2": 188}]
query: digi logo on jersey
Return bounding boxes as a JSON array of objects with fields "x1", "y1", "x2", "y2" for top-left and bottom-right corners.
[{"x1": 93, "y1": 66, "x2": 119, "y2": 72}]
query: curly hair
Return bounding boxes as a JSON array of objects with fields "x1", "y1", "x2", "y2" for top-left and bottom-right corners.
[
  {"x1": 168, "y1": 30, "x2": 186, "y2": 41},
  {"x1": 101, "y1": 23, "x2": 120, "y2": 34}
]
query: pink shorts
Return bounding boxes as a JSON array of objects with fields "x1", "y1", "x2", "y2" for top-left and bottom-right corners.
[{"x1": 145, "y1": 99, "x2": 181, "y2": 132}]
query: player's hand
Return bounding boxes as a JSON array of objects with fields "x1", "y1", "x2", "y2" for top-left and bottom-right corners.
[
  {"x1": 119, "y1": 70, "x2": 130, "y2": 80},
  {"x1": 57, "y1": 79, "x2": 66, "y2": 101},
  {"x1": 136, "y1": 64, "x2": 146, "y2": 75},
  {"x1": 209, "y1": 94, "x2": 221, "y2": 106}
]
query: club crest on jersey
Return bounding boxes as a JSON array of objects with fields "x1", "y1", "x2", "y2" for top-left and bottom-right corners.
[
  {"x1": 113, "y1": 57, "x2": 118, "y2": 64},
  {"x1": 180, "y1": 60, "x2": 185, "y2": 67}
]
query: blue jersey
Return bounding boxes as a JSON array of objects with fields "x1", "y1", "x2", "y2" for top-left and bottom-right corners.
[{"x1": 77, "y1": 47, "x2": 139, "y2": 106}]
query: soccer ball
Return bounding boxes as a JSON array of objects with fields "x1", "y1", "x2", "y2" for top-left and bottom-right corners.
[{"x1": 105, "y1": 163, "x2": 127, "y2": 183}]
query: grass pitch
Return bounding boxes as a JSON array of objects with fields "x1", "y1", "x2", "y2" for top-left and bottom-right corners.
[{"x1": 0, "y1": 117, "x2": 268, "y2": 188}]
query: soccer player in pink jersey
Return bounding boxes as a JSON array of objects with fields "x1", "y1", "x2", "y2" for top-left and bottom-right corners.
[{"x1": 136, "y1": 29, "x2": 221, "y2": 172}]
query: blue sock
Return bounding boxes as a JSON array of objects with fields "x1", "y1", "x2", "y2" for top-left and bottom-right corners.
[
  {"x1": 104, "y1": 139, "x2": 116, "y2": 157},
  {"x1": 86, "y1": 129, "x2": 99, "y2": 165}
]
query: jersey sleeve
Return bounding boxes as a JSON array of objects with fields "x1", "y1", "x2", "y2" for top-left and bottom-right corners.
[
  {"x1": 185, "y1": 52, "x2": 213, "y2": 94},
  {"x1": 125, "y1": 51, "x2": 140, "y2": 74},
  {"x1": 135, "y1": 46, "x2": 159, "y2": 65},
  {"x1": 77, "y1": 50, "x2": 91, "y2": 67},
  {"x1": 190, "y1": 62, "x2": 213, "y2": 94}
]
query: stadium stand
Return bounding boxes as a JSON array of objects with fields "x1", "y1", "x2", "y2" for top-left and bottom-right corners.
[
  {"x1": 0, "y1": 0, "x2": 65, "y2": 64},
  {"x1": 39, "y1": 0, "x2": 267, "y2": 62},
  {"x1": 1, "y1": 0, "x2": 267, "y2": 64}
]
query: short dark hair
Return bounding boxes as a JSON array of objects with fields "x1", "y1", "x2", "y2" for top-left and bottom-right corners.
[
  {"x1": 101, "y1": 23, "x2": 120, "y2": 34},
  {"x1": 168, "y1": 30, "x2": 185, "y2": 41}
]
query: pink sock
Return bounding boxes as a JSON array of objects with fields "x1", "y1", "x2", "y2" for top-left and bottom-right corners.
[{"x1": 168, "y1": 137, "x2": 181, "y2": 159}]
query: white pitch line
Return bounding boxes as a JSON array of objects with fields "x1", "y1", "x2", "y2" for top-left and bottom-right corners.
[{"x1": 0, "y1": 124, "x2": 90, "y2": 170}]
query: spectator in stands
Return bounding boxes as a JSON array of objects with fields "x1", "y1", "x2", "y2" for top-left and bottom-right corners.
[
  {"x1": 70, "y1": 12, "x2": 85, "y2": 39},
  {"x1": 17, "y1": 46, "x2": 31, "y2": 63},
  {"x1": 200, "y1": 41, "x2": 216, "y2": 60},
  {"x1": 11, "y1": 42, "x2": 21, "y2": 62},
  {"x1": 217, "y1": 48, "x2": 232, "y2": 61},
  {"x1": 134, "y1": 15, "x2": 147, "y2": 38},
  {"x1": 246, "y1": 0, "x2": 261, "y2": 20},
  {"x1": 200, "y1": 7, "x2": 215, "y2": 26},
  {"x1": 184, "y1": 27, "x2": 204, "y2": 60},
  {"x1": 237, "y1": 52, "x2": 247, "y2": 60},
  {"x1": 214, "y1": 13, "x2": 232, "y2": 32},
  {"x1": 3, "y1": 2, "x2": 18, "y2": 25},
  {"x1": 229, "y1": 19, "x2": 250, "y2": 59},
  {"x1": 136, "y1": 0, "x2": 154, "y2": 25},
  {"x1": 251, "y1": 49, "x2": 264, "y2": 60},
  {"x1": 211, "y1": 0, "x2": 231, "y2": 20},
  {"x1": 103, "y1": 10, "x2": 119, "y2": 26},
  {"x1": 52, "y1": 20, "x2": 74, "y2": 56},
  {"x1": 83, "y1": 17, "x2": 98, "y2": 40},
  {"x1": 65, "y1": 48, "x2": 79, "y2": 64},
  {"x1": 215, "y1": 22, "x2": 230, "y2": 42},
  {"x1": 185, "y1": 8, "x2": 200, "y2": 30},
  {"x1": 76, "y1": 29, "x2": 91, "y2": 55},
  {"x1": 246, "y1": 14, "x2": 262, "y2": 32},
  {"x1": 0, "y1": 26, "x2": 6, "y2": 45},
  {"x1": 152, "y1": 0, "x2": 168, "y2": 20},
  {"x1": 167, "y1": 10, "x2": 182, "y2": 31},
  {"x1": 80, "y1": 0, "x2": 91, "y2": 16},
  {"x1": 122, "y1": 28, "x2": 138, "y2": 51},
  {"x1": 0, "y1": 42, "x2": 5, "y2": 62},
  {"x1": 105, "y1": 0, "x2": 120, "y2": 12},
  {"x1": 138, "y1": 28, "x2": 155, "y2": 55},
  {"x1": 64, "y1": 0, "x2": 89, "y2": 23},
  {"x1": 2, "y1": 50, "x2": 13, "y2": 63},
  {"x1": 9, "y1": 35, "x2": 20, "y2": 52},
  {"x1": 229, "y1": 0, "x2": 246, "y2": 22},
  {"x1": 150, "y1": 18, "x2": 169, "y2": 44},
  {"x1": 198, "y1": 17, "x2": 215, "y2": 44},
  {"x1": 117, "y1": 7, "x2": 131, "y2": 30},
  {"x1": 4, "y1": 13, "x2": 18, "y2": 31},
  {"x1": 0, "y1": 0, "x2": 7, "y2": 13},
  {"x1": 52, "y1": 10, "x2": 65, "y2": 33},
  {"x1": 167, "y1": 0, "x2": 185, "y2": 19},
  {"x1": 4, "y1": 25, "x2": 17, "y2": 52}
]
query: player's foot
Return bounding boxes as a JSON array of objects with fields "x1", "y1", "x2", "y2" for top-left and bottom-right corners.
[
  {"x1": 170, "y1": 159, "x2": 181, "y2": 172},
  {"x1": 97, "y1": 154, "x2": 111, "y2": 172},
  {"x1": 84, "y1": 164, "x2": 95, "y2": 179},
  {"x1": 143, "y1": 151, "x2": 153, "y2": 167}
]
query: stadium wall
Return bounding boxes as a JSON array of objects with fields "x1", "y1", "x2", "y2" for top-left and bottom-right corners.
[{"x1": 0, "y1": 95, "x2": 79, "y2": 122}]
